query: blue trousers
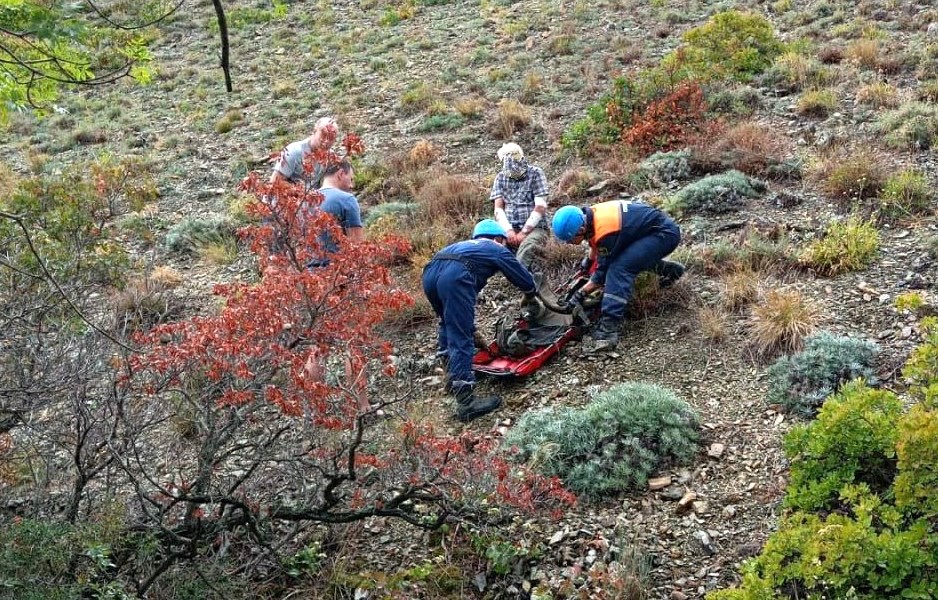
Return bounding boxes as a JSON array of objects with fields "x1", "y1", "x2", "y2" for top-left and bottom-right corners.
[
  {"x1": 422, "y1": 260, "x2": 478, "y2": 389},
  {"x1": 602, "y1": 223, "x2": 681, "y2": 322}
]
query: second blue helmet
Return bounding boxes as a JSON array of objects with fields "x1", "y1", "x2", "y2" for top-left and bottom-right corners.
[
  {"x1": 552, "y1": 206, "x2": 586, "y2": 242},
  {"x1": 472, "y1": 219, "x2": 507, "y2": 239}
]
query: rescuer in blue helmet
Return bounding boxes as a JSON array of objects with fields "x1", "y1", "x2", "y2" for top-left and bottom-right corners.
[
  {"x1": 552, "y1": 201, "x2": 684, "y2": 351},
  {"x1": 422, "y1": 219, "x2": 539, "y2": 422}
]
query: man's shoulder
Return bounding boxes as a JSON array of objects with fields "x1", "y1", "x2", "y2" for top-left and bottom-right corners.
[{"x1": 320, "y1": 188, "x2": 359, "y2": 203}]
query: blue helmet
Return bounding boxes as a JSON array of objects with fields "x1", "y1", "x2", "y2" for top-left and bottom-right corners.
[
  {"x1": 472, "y1": 219, "x2": 507, "y2": 240},
  {"x1": 552, "y1": 206, "x2": 586, "y2": 242}
]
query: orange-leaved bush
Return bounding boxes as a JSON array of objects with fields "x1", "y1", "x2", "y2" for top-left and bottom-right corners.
[{"x1": 623, "y1": 81, "x2": 713, "y2": 156}]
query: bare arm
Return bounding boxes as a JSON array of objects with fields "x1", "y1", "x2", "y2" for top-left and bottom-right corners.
[{"x1": 347, "y1": 227, "x2": 365, "y2": 243}]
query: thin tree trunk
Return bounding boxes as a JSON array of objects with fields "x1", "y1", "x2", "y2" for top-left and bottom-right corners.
[{"x1": 211, "y1": 0, "x2": 233, "y2": 92}]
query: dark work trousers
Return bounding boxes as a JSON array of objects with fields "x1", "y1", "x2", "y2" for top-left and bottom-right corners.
[
  {"x1": 422, "y1": 259, "x2": 478, "y2": 389},
  {"x1": 602, "y1": 223, "x2": 681, "y2": 322}
]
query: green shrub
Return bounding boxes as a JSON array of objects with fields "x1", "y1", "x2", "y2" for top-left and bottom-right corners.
[
  {"x1": 783, "y1": 381, "x2": 901, "y2": 512},
  {"x1": 663, "y1": 170, "x2": 766, "y2": 215},
  {"x1": 876, "y1": 102, "x2": 938, "y2": 151},
  {"x1": 504, "y1": 383, "x2": 700, "y2": 498},
  {"x1": 672, "y1": 10, "x2": 783, "y2": 82},
  {"x1": 705, "y1": 84, "x2": 763, "y2": 116},
  {"x1": 560, "y1": 76, "x2": 643, "y2": 153},
  {"x1": 902, "y1": 317, "x2": 938, "y2": 405},
  {"x1": 417, "y1": 113, "x2": 465, "y2": 132},
  {"x1": 895, "y1": 403, "x2": 938, "y2": 516},
  {"x1": 363, "y1": 201, "x2": 419, "y2": 227},
  {"x1": 879, "y1": 169, "x2": 933, "y2": 217},
  {"x1": 766, "y1": 331, "x2": 879, "y2": 416},
  {"x1": 638, "y1": 149, "x2": 691, "y2": 184},
  {"x1": 709, "y1": 492, "x2": 938, "y2": 600},
  {"x1": 799, "y1": 216, "x2": 879, "y2": 276},
  {"x1": 164, "y1": 214, "x2": 238, "y2": 256},
  {"x1": 711, "y1": 328, "x2": 938, "y2": 599}
]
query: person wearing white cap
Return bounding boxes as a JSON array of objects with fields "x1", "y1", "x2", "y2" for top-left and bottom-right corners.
[{"x1": 489, "y1": 143, "x2": 550, "y2": 271}]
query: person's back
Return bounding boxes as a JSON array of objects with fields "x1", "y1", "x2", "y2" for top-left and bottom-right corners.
[
  {"x1": 433, "y1": 239, "x2": 532, "y2": 293},
  {"x1": 308, "y1": 160, "x2": 363, "y2": 265}
]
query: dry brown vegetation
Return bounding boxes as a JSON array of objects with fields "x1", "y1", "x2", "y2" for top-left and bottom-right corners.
[
  {"x1": 748, "y1": 288, "x2": 820, "y2": 360},
  {"x1": 490, "y1": 98, "x2": 531, "y2": 139}
]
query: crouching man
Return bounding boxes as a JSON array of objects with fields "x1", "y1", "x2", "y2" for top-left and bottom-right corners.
[
  {"x1": 551, "y1": 200, "x2": 684, "y2": 352},
  {"x1": 422, "y1": 220, "x2": 537, "y2": 422}
]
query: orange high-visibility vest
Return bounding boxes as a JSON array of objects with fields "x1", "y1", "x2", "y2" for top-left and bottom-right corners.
[{"x1": 589, "y1": 200, "x2": 626, "y2": 247}]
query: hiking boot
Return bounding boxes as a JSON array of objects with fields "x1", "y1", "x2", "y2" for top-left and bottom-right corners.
[
  {"x1": 454, "y1": 385, "x2": 503, "y2": 423},
  {"x1": 590, "y1": 316, "x2": 620, "y2": 352},
  {"x1": 655, "y1": 260, "x2": 686, "y2": 288}
]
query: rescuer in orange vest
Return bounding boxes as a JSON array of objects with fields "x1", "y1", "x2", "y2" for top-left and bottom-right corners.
[{"x1": 551, "y1": 199, "x2": 684, "y2": 351}]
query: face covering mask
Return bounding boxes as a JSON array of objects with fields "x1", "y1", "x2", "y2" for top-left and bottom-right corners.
[{"x1": 503, "y1": 156, "x2": 528, "y2": 180}]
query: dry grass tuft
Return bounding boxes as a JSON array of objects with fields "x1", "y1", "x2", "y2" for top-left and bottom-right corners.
[
  {"x1": 695, "y1": 121, "x2": 790, "y2": 176},
  {"x1": 855, "y1": 82, "x2": 900, "y2": 108},
  {"x1": 490, "y1": 99, "x2": 531, "y2": 139},
  {"x1": 845, "y1": 38, "x2": 881, "y2": 69},
  {"x1": 748, "y1": 288, "x2": 820, "y2": 360},
  {"x1": 416, "y1": 174, "x2": 486, "y2": 224},
  {"x1": 381, "y1": 296, "x2": 437, "y2": 330},
  {"x1": 720, "y1": 270, "x2": 760, "y2": 311},
  {"x1": 112, "y1": 273, "x2": 184, "y2": 333},
  {"x1": 453, "y1": 95, "x2": 487, "y2": 118},
  {"x1": 408, "y1": 139, "x2": 441, "y2": 168},
  {"x1": 697, "y1": 305, "x2": 728, "y2": 343},
  {"x1": 817, "y1": 45, "x2": 844, "y2": 64},
  {"x1": 813, "y1": 149, "x2": 886, "y2": 211},
  {"x1": 555, "y1": 168, "x2": 599, "y2": 201},
  {"x1": 149, "y1": 266, "x2": 184, "y2": 289}
]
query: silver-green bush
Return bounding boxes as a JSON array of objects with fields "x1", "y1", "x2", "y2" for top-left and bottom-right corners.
[
  {"x1": 363, "y1": 201, "x2": 419, "y2": 227},
  {"x1": 504, "y1": 383, "x2": 700, "y2": 498},
  {"x1": 663, "y1": 170, "x2": 766, "y2": 215},
  {"x1": 164, "y1": 214, "x2": 237, "y2": 255},
  {"x1": 766, "y1": 331, "x2": 879, "y2": 417}
]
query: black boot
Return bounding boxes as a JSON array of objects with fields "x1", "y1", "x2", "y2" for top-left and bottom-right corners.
[
  {"x1": 655, "y1": 260, "x2": 686, "y2": 288},
  {"x1": 454, "y1": 384, "x2": 503, "y2": 423},
  {"x1": 590, "y1": 316, "x2": 620, "y2": 352}
]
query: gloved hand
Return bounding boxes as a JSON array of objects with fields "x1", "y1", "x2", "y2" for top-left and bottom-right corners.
[
  {"x1": 578, "y1": 256, "x2": 593, "y2": 273},
  {"x1": 567, "y1": 289, "x2": 586, "y2": 309}
]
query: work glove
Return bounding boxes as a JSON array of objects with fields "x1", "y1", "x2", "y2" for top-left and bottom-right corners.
[
  {"x1": 578, "y1": 256, "x2": 593, "y2": 273},
  {"x1": 567, "y1": 289, "x2": 586, "y2": 309}
]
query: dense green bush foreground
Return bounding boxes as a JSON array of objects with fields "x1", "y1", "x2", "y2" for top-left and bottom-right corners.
[
  {"x1": 710, "y1": 319, "x2": 938, "y2": 599},
  {"x1": 505, "y1": 382, "x2": 700, "y2": 498}
]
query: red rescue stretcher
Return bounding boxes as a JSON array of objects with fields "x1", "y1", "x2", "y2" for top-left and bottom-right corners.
[{"x1": 471, "y1": 269, "x2": 598, "y2": 377}]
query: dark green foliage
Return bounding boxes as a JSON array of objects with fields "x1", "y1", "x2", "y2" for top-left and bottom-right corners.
[
  {"x1": 663, "y1": 170, "x2": 766, "y2": 215},
  {"x1": 711, "y1": 325, "x2": 938, "y2": 597},
  {"x1": 783, "y1": 381, "x2": 900, "y2": 512},
  {"x1": 504, "y1": 383, "x2": 700, "y2": 498},
  {"x1": 710, "y1": 376, "x2": 938, "y2": 599},
  {"x1": 767, "y1": 331, "x2": 879, "y2": 416},
  {"x1": 164, "y1": 214, "x2": 237, "y2": 255}
]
